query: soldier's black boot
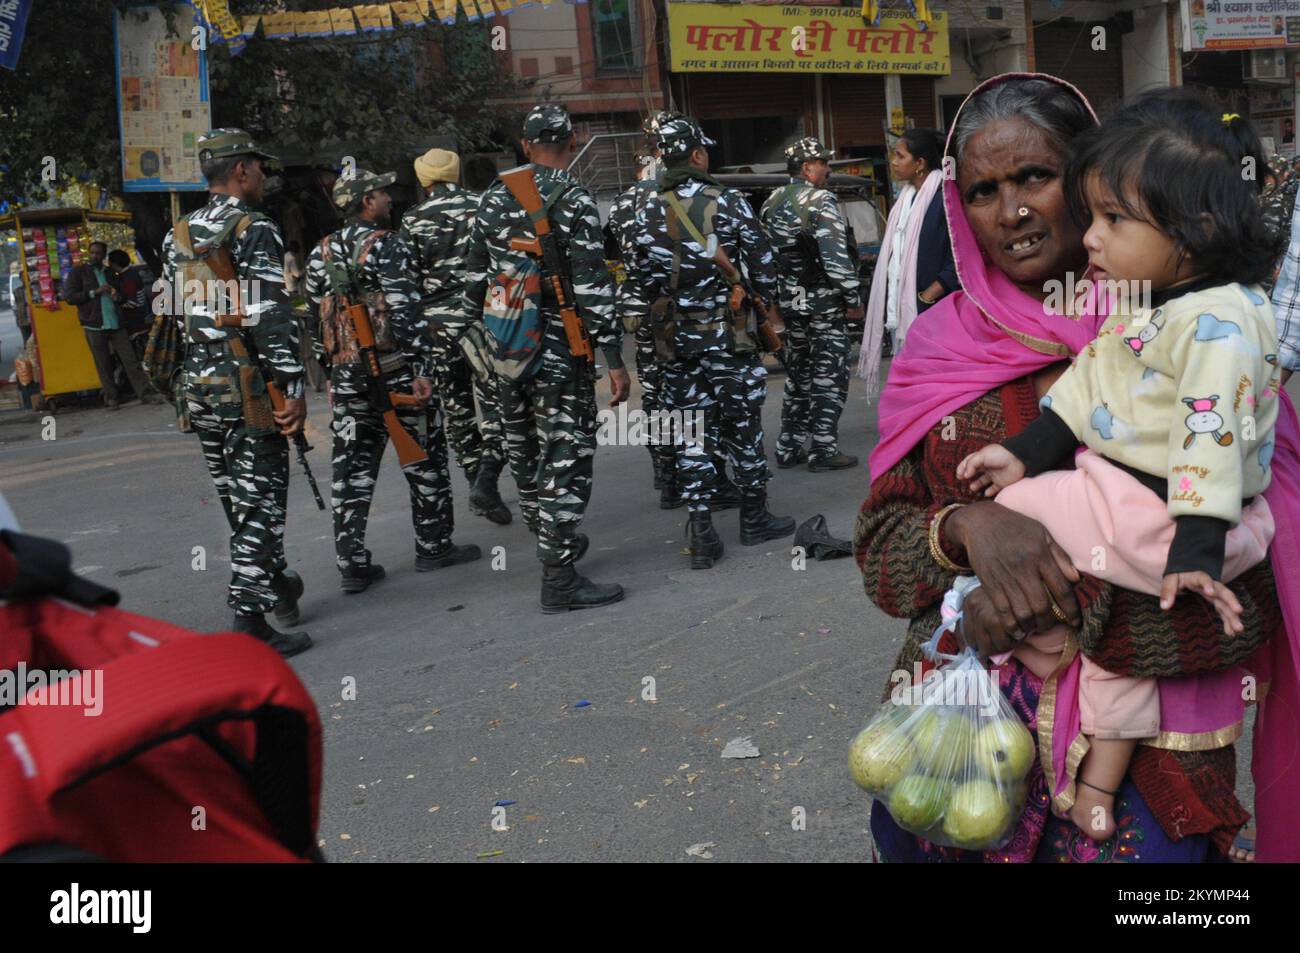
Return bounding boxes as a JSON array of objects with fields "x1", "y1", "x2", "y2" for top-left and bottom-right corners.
[
  {"x1": 340, "y1": 551, "x2": 386, "y2": 594},
  {"x1": 469, "y1": 459, "x2": 512, "y2": 525},
  {"x1": 540, "y1": 564, "x2": 625, "y2": 613},
  {"x1": 687, "y1": 510, "x2": 724, "y2": 569},
  {"x1": 739, "y1": 489, "x2": 796, "y2": 545},
  {"x1": 808, "y1": 450, "x2": 859, "y2": 472},
  {"x1": 712, "y1": 471, "x2": 743, "y2": 510},
  {"x1": 270, "y1": 569, "x2": 304, "y2": 627},
  {"x1": 230, "y1": 611, "x2": 312, "y2": 659},
  {"x1": 416, "y1": 543, "x2": 482, "y2": 572}
]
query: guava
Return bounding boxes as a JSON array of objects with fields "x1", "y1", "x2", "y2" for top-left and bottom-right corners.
[
  {"x1": 848, "y1": 724, "x2": 915, "y2": 794},
  {"x1": 888, "y1": 773, "x2": 952, "y2": 831},
  {"x1": 910, "y1": 709, "x2": 974, "y2": 776},
  {"x1": 974, "y1": 717, "x2": 1036, "y2": 783},
  {"x1": 941, "y1": 779, "x2": 1013, "y2": 848}
]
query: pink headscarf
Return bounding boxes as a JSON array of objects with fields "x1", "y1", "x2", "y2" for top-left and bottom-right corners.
[{"x1": 866, "y1": 72, "x2": 1300, "y2": 861}]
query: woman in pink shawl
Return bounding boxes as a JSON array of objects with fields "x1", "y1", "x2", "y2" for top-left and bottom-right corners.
[{"x1": 854, "y1": 73, "x2": 1298, "y2": 863}]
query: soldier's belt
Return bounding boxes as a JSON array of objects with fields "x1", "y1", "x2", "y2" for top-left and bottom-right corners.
[{"x1": 673, "y1": 308, "x2": 728, "y2": 326}]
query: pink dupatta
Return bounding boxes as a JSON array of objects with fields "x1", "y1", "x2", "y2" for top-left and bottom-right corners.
[{"x1": 866, "y1": 72, "x2": 1300, "y2": 861}]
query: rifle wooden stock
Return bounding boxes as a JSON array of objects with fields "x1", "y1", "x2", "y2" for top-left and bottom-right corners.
[
  {"x1": 341, "y1": 302, "x2": 428, "y2": 468},
  {"x1": 715, "y1": 246, "x2": 784, "y2": 350},
  {"x1": 500, "y1": 165, "x2": 595, "y2": 364}
]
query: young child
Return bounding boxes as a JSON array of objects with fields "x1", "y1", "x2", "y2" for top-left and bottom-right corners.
[{"x1": 957, "y1": 89, "x2": 1281, "y2": 841}]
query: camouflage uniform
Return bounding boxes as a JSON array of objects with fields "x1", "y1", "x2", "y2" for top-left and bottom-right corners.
[
  {"x1": 304, "y1": 170, "x2": 457, "y2": 574},
  {"x1": 460, "y1": 106, "x2": 624, "y2": 569},
  {"x1": 164, "y1": 185, "x2": 302, "y2": 620},
  {"x1": 624, "y1": 118, "x2": 781, "y2": 515},
  {"x1": 608, "y1": 177, "x2": 676, "y2": 478},
  {"x1": 400, "y1": 178, "x2": 505, "y2": 479},
  {"x1": 761, "y1": 137, "x2": 862, "y2": 467}
]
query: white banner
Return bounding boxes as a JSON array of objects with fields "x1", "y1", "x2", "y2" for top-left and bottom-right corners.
[{"x1": 1183, "y1": 0, "x2": 1300, "y2": 50}]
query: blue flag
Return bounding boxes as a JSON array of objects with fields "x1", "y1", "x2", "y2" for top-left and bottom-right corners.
[{"x1": 0, "y1": 0, "x2": 33, "y2": 71}]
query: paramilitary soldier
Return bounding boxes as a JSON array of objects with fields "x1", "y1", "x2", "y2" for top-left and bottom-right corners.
[
  {"x1": 626, "y1": 116, "x2": 795, "y2": 569},
  {"x1": 400, "y1": 147, "x2": 511, "y2": 525},
  {"x1": 461, "y1": 104, "x2": 630, "y2": 613},
  {"x1": 163, "y1": 129, "x2": 311, "y2": 657},
  {"x1": 306, "y1": 168, "x2": 481, "y2": 593},
  {"x1": 607, "y1": 111, "x2": 745, "y2": 511},
  {"x1": 760, "y1": 137, "x2": 863, "y2": 471}
]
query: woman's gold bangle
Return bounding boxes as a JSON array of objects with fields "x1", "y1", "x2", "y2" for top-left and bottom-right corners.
[{"x1": 928, "y1": 503, "x2": 971, "y2": 574}]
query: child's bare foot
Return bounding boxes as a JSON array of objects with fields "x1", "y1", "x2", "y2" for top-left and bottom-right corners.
[
  {"x1": 1070, "y1": 779, "x2": 1118, "y2": 841},
  {"x1": 1228, "y1": 826, "x2": 1255, "y2": 863}
]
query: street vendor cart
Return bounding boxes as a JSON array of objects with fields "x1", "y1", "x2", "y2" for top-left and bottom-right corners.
[{"x1": 1, "y1": 207, "x2": 134, "y2": 411}]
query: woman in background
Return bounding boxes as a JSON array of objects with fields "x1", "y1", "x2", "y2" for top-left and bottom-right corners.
[{"x1": 858, "y1": 128, "x2": 955, "y2": 394}]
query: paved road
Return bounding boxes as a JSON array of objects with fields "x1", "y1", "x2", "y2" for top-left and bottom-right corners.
[
  {"x1": 1, "y1": 348, "x2": 895, "y2": 862},
  {"x1": 0, "y1": 346, "x2": 1263, "y2": 862}
]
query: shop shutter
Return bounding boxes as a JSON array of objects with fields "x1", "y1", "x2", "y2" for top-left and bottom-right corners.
[
  {"x1": 901, "y1": 77, "x2": 938, "y2": 129},
  {"x1": 690, "y1": 73, "x2": 807, "y2": 120},
  {"x1": 827, "y1": 75, "x2": 887, "y2": 148},
  {"x1": 1032, "y1": 21, "x2": 1123, "y2": 116}
]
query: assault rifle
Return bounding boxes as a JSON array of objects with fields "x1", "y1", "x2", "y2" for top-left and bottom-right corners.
[
  {"x1": 714, "y1": 246, "x2": 785, "y2": 354},
  {"x1": 498, "y1": 165, "x2": 595, "y2": 366},
  {"x1": 208, "y1": 249, "x2": 326, "y2": 509}
]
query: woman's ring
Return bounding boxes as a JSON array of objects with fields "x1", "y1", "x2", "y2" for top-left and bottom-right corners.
[{"x1": 1049, "y1": 598, "x2": 1069, "y2": 624}]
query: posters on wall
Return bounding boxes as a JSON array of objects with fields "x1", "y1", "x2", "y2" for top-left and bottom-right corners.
[{"x1": 114, "y1": 6, "x2": 212, "y2": 191}]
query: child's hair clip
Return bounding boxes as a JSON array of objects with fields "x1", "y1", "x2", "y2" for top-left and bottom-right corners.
[{"x1": 1222, "y1": 112, "x2": 1241, "y2": 125}]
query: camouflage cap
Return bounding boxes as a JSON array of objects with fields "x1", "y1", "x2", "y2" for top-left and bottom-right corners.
[
  {"x1": 642, "y1": 109, "x2": 684, "y2": 137},
  {"x1": 656, "y1": 116, "x2": 716, "y2": 159},
  {"x1": 785, "y1": 137, "x2": 834, "y2": 164},
  {"x1": 197, "y1": 128, "x2": 277, "y2": 163},
  {"x1": 522, "y1": 104, "x2": 573, "y2": 143},
  {"x1": 332, "y1": 169, "x2": 397, "y2": 210}
]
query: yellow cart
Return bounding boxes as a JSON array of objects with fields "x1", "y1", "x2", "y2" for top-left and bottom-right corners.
[{"x1": 1, "y1": 207, "x2": 133, "y2": 411}]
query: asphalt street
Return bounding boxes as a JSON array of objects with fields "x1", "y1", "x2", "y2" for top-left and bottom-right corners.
[{"x1": 0, "y1": 344, "x2": 1262, "y2": 862}]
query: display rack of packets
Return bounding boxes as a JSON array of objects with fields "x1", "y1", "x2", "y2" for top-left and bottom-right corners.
[{"x1": 22, "y1": 224, "x2": 91, "y2": 308}]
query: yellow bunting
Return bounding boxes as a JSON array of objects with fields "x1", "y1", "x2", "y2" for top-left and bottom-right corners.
[
  {"x1": 354, "y1": 4, "x2": 395, "y2": 30},
  {"x1": 294, "y1": 10, "x2": 335, "y2": 36},
  {"x1": 390, "y1": 1, "x2": 428, "y2": 25},
  {"x1": 328, "y1": 7, "x2": 358, "y2": 34},
  {"x1": 239, "y1": 15, "x2": 261, "y2": 40},
  {"x1": 261, "y1": 12, "x2": 297, "y2": 39},
  {"x1": 200, "y1": 0, "x2": 243, "y2": 43}
]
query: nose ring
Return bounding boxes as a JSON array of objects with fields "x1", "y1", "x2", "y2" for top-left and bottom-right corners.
[{"x1": 1018, "y1": 206, "x2": 1029, "y2": 218}]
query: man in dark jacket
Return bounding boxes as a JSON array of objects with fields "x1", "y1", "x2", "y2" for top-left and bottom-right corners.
[{"x1": 62, "y1": 241, "x2": 161, "y2": 409}]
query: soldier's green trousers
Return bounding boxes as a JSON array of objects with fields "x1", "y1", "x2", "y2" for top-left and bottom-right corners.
[
  {"x1": 430, "y1": 322, "x2": 505, "y2": 478},
  {"x1": 776, "y1": 309, "x2": 851, "y2": 464},
  {"x1": 497, "y1": 367, "x2": 597, "y2": 566},
  {"x1": 633, "y1": 321, "x2": 675, "y2": 471},
  {"x1": 186, "y1": 357, "x2": 290, "y2": 616},
  {"x1": 662, "y1": 349, "x2": 772, "y2": 515},
  {"x1": 330, "y1": 367, "x2": 454, "y2": 570}
]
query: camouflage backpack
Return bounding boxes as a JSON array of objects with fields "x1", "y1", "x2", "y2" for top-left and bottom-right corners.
[
  {"x1": 154, "y1": 211, "x2": 256, "y2": 428},
  {"x1": 316, "y1": 230, "x2": 398, "y2": 364},
  {"x1": 483, "y1": 183, "x2": 573, "y2": 381}
]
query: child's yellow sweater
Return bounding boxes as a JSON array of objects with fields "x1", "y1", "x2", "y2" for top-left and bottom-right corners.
[{"x1": 1005, "y1": 281, "x2": 1280, "y2": 577}]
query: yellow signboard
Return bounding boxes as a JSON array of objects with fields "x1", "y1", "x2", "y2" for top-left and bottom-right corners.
[{"x1": 668, "y1": 3, "x2": 949, "y2": 75}]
